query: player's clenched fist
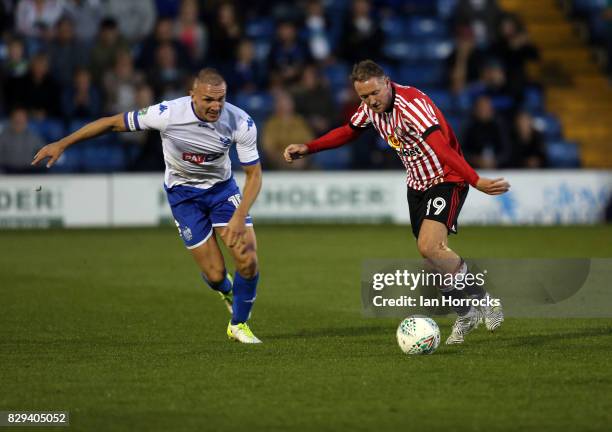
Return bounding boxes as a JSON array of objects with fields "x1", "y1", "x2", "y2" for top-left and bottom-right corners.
[
  {"x1": 475, "y1": 177, "x2": 511, "y2": 195},
  {"x1": 31, "y1": 141, "x2": 67, "y2": 168},
  {"x1": 283, "y1": 144, "x2": 309, "y2": 163}
]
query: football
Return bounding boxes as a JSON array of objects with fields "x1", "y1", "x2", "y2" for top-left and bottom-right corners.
[{"x1": 396, "y1": 316, "x2": 441, "y2": 355}]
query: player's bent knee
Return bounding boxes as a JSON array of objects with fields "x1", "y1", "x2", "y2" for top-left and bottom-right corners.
[
  {"x1": 201, "y1": 267, "x2": 226, "y2": 284},
  {"x1": 236, "y1": 252, "x2": 258, "y2": 279},
  {"x1": 417, "y1": 237, "x2": 433, "y2": 258}
]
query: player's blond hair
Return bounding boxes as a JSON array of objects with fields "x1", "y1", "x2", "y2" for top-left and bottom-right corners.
[{"x1": 350, "y1": 60, "x2": 385, "y2": 83}]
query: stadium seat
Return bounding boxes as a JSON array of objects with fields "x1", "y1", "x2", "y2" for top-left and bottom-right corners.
[
  {"x1": 231, "y1": 91, "x2": 273, "y2": 129},
  {"x1": 245, "y1": 18, "x2": 275, "y2": 40},
  {"x1": 48, "y1": 146, "x2": 83, "y2": 173},
  {"x1": 437, "y1": 0, "x2": 459, "y2": 20},
  {"x1": 397, "y1": 63, "x2": 445, "y2": 87},
  {"x1": 523, "y1": 86, "x2": 545, "y2": 113},
  {"x1": 533, "y1": 113, "x2": 563, "y2": 140},
  {"x1": 405, "y1": 17, "x2": 448, "y2": 39},
  {"x1": 444, "y1": 114, "x2": 463, "y2": 134},
  {"x1": 311, "y1": 145, "x2": 352, "y2": 170},
  {"x1": 546, "y1": 140, "x2": 581, "y2": 167},
  {"x1": 28, "y1": 119, "x2": 65, "y2": 143},
  {"x1": 421, "y1": 39, "x2": 454, "y2": 61},
  {"x1": 323, "y1": 62, "x2": 351, "y2": 89},
  {"x1": 422, "y1": 88, "x2": 454, "y2": 112},
  {"x1": 381, "y1": 15, "x2": 408, "y2": 42},
  {"x1": 81, "y1": 140, "x2": 127, "y2": 173},
  {"x1": 253, "y1": 40, "x2": 271, "y2": 63},
  {"x1": 383, "y1": 41, "x2": 423, "y2": 62}
]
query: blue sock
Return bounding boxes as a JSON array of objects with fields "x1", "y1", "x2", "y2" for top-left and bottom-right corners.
[
  {"x1": 231, "y1": 272, "x2": 258, "y2": 324},
  {"x1": 202, "y1": 272, "x2": 232, "y2": 294}
]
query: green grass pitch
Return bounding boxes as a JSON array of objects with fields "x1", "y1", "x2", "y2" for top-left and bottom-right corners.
[{"x1": 1, "y1": 225, "x2": 611, "y2": 431}]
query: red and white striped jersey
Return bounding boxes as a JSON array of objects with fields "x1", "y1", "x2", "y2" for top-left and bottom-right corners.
[{"x1": 350, "y1": 83, "x2": 468, "y2": 191}]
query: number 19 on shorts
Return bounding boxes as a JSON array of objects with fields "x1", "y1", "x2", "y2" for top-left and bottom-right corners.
[{"x1": 426, "y1": 197, "x2": 446, "y2": 216}]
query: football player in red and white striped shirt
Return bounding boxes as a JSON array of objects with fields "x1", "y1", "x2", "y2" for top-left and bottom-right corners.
[{"x1": 284, "y1": 60, "x2": 509, "y2": 344}]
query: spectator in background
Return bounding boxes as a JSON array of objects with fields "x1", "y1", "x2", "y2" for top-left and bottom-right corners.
[
  {"x1": 103, "y1": 50, "x2": 145, "y2": 114},
  {"x1": 147, "y1": 42, "x2": 188, "y2": 101},
  {"x1": 1, "y1": 37, "x2": 29, "y2": 79},
  {"x1": 0, "y1": 107, "x2": 45, "y2": 173},
  {"x1": 490, "y1": 13, "x2": 539, "y2": 95},
  {"x1": 48, "y1": 16, "x2": 89, "y2": 88},
  {"x1": 302, "y1": 0, "x2": 332, "y2": 63},
  {"x1": 61, "y1": 67, "x2": 101, "y2": 119},
  {"x1": 174, "y1": 0, "x2": 208, "y2": 66},
  {"x1": 63, "y1": 0, "x2": 103, "y2": 43},
  {"x1": 468, "y1": 59, "x2": 518, "y2": 118},
  {"x1": 339, "y1": 0, "x2": 385, "y2": 64},
  {"x1": 138, "y1": 17, "x2": 192, "y2": 71},
  {"x1": 89, "y1": 17, "x2": 129, "y2": 84},
  {"x1": 454, "y1": 0, "x2": 502, "y2": 47},
  {"x1": 5, "y1": 52, "x2": 61, "y2": 118},
  {"x1": 105, "y1": 0, "x2": 156, "y2": 42},
  {"x1": 0, "y1": 0, "x2": 16, "y2": 36},
  {"x1": 225, "y1": 39, "x2": 265, "y2": 95},
  {"x1": 462, "y1": 95, "x2": 511, "y2": 169},
  {"x1": 15, "y1": 0, "x2": 64, "y2": 39},
  {"x1": 207, "y1": 1, "x2": 243, "y2": 67},
  {"x1": 291, "y1": 64, "x2": 337, "y2": 136},
  {"x1": 263, "y1": 91, "x2": 313, "y2": 170},
  {"x1": 128, "y1": 84, "x2": 165, "y2": 171},
  {"x1": 267, "y1": 20, "x2": 311, "y2": 87},
  {"x1": 446, "y1": 26, "x2": 486, "y2": 94},
  {"x1": 508, "y1": 111, "x2": 547, "y2": 168}
]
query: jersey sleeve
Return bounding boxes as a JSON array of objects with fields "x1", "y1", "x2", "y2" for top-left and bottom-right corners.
[
  {"x1": 234, "y1": 115, "x2": 260, "y2": 166},
  {"x1": 396, "y1": 94, "x2": 440, "y2": 139},
  {"x1": 124, "y1": 102, "x2": 171, "y2": 132},
  {"x1": 349, "y1": 103, "x2": 372, "y2": 130}
]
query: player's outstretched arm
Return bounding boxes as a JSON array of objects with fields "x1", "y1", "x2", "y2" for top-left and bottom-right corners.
[
  {"x1": 31, "y1": 113, "x2": 128, "y2": 168},
  {"x1": 283, "y1": 124, "x2": 363, "y2": 163}
]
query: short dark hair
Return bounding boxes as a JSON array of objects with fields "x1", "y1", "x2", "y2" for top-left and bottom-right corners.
[
  {"x1": 350, "y1": 60, "x2": 385, "y2": 83},
  {"x1": 195, "y1": 67, "x2": 225, "y2": 86}
]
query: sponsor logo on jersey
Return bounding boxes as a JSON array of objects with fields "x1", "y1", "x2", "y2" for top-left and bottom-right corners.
[
  {"x1": 400, "y1": 146, "x2": 424, "y2": 158},
  {"x1": 219, "y1": 136, "x2": 232, "y2": 146},
  {"x1": 183, "y1": 152, "x2": 224, "y2": 164}
]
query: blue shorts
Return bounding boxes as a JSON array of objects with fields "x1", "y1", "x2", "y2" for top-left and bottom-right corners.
[{"x1": 165, "y1": 177, "x2": 253, "y2": 249}]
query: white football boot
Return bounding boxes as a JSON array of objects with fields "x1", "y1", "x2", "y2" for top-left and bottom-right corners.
[
  {"x1": 227, "y1": 321, "x2": 262, "y2": 344},
  {"x1": 445, "y1": 307, "x2": 482, "y2": 344},
  {"x1": 481, "y1": 295, "x2": 504, "y2": 331}
]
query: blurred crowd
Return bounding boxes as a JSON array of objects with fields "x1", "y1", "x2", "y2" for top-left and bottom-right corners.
[{"x1": 0, "y1": 0, "x2": 552, "y2": 173}]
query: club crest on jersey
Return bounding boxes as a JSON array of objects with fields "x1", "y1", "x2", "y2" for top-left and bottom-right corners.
[
  {"x1": 387, "y1": 134, "x2": 401, "y2": 150},
  {"x1": 219, "y1": 136, "x2": 232, "y2": 146}
]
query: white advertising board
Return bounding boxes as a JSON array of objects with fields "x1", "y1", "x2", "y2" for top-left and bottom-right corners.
[{"x1": 0, "y1": 171, "x2": 610, "y2": 228}]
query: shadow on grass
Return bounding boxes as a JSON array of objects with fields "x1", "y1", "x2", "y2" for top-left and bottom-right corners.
[
  {"x1": 498, "y1": 326, "x2": 612, "y2": 347},
  {"x1": 266, "y1": 325, "x2": 393, "y2": 340}
]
